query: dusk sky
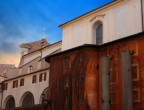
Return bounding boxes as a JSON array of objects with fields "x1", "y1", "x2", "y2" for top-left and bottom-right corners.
[{"x1": 0, "y1": 0, "x2": 112, "y2": 66}]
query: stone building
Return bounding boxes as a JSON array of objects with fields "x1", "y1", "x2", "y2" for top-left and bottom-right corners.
[
  {"x1": 0, "y1": 39, "x2": 62, "y2": 109},
  {"x1": 1, "y1": 0, "x2": 144, "y2": 110},
  {"x1": 45, "y1": 0, "x2": 144, "y2": 110}
]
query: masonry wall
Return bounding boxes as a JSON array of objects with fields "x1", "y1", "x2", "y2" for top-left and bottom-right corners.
[{"x1": 49, "y1": 34, "x2": 144, "y2": 110}]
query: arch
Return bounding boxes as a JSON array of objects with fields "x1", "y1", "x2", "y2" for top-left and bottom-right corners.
[
  {"x1": 40, "y1": 87, "x2": 49, "y2": 104},
  {"x1": 20, "y1": 91, "x2": 34, "y2": 107},
  {"x1": 4, "y1": 95, "x2": 15, "y2": 109},
  {"x1": 92, "y1": 20, "x2": 103, "y2": 45}
]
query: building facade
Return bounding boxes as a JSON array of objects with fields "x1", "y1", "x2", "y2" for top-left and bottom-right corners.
[
  {"x1": 61, "y1": 0, "x2": 143, "y2": 51},
  {"x1": 45, "y1": 0, "x2": 144, "y2": 110},
  {"x1": 0, "y1": 39, "x2": 62, "y2": 109},
  {"x1": 46, "y1": 32, "x2": 144, "y2": 110},
  {"x1": 1, "y1": 0, "x2": 144, "y2": 110}
]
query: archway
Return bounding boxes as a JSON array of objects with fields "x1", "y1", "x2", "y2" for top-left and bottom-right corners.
[
  {"x1": 20, "y1": 92, "x2": 34, "y2": 107},
  {"x1": 5, "y1": 96, "x2": 15, "y2": 109},
  {"x1": 40, "y1": 87, "x2": 49, "y2": 104}
]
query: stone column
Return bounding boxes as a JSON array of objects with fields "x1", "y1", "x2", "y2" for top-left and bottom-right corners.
[
  {"x1": 121, "y1": 50, "x2": 133, "y2": 110},
  {"x1": 101, "y1": 56, "x2": 110, "y2": 110}
]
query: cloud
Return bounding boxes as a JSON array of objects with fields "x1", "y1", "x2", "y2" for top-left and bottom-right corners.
[{"x1": 0, "y1": 41, "x2": 18, "y2": 54}]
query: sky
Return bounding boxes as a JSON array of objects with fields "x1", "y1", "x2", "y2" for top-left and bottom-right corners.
[{"x1": 0, "y1": 0, "x2": 112, "y2": 66}]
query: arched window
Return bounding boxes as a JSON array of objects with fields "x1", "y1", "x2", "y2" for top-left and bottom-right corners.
[
  {"x1": 22, "y1": 92, "x2": 34, "y2": 107},
  {"x1": 93, "y1": 21, "x2": 103, "y2": 45},
  {"x1": 96, "y1": 22, "x2": 103, "y2": 44},
  {"x1": 5, "y1": 96, "x2": 15, "y2": 109}
]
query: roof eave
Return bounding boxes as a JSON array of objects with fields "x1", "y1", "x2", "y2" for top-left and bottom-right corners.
[
  {"x1": 59, "y1": 0, "x2": 121, "y2": 28},
  {"x1": 45, "y1": 31, "x2": 144, "y2": 62}
]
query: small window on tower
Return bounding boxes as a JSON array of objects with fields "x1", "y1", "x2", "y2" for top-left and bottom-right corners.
[
  {"x1": 28, "y1": 66, "x2": 33, "y2": 73},
  {"x1": 41, "y1": 42, "x2": 45, "y2": 48}
]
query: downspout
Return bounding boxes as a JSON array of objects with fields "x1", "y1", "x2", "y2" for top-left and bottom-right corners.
[{"x1": 141, "y1": 0, "x2": 144, "y2": 31}]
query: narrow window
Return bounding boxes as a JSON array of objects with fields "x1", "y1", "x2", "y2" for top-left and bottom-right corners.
[
  {"x1": 39, "y1": 74, "x2": 43, "y2": 82},
  {"x1": 32, "y1": 75, "x2": 37, "y2": 83},
  {"x1": 13, "y1": 81, "x2": 15, "y2": 88},
  {"x1": 3, "y1": 83, "x2": 8, "y2": 90},
  {"x1": 13, "y1": 80, "x2": 18, "y2": 88},
  {"x1": 20, "y1": 79, "x2": 24, "y2": 86},
  {"x1": 96, "y1": 22, "x2": 103, "y2": 45},
  {"x1": 15, "y1": 80, "x2": 18, "y2": 88},
  {"x1": 44, "y1": 73, "x2": 47, "y2": 81}
]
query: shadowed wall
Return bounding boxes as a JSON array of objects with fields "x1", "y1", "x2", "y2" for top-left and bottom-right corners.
[{"x1": 47, "y1": 34, "x2": 144, "y2": 110}]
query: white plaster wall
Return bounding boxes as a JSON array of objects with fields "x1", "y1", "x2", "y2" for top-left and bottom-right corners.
[
  {"x1": 2, "y1": 70, "x2": 49, "y2": 109},
  {"x1": 42, "y1": 44, "x2": 61, "y2": 58},
  {"x1": 23, "y1": 43, "x2": 62, "y2": 65},
  {"x1": 62, "y1": 0, "x2": 143, "y2": 51},
  {"x1": 23, "y1": 51, "x2": 41, "y2": 65}
]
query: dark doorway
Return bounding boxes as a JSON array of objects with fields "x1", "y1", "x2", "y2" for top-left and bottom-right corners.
[
  {"x1": 5, "y1": 96, "x2": 15, "y2": 109},
  {"x1": 22, "y1": 92, "x2": 34, "y2": 107}
]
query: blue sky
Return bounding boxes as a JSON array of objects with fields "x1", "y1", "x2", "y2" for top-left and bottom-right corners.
[{"x1": 0, "y1": 0, "x2": 112, "y2": 65}]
